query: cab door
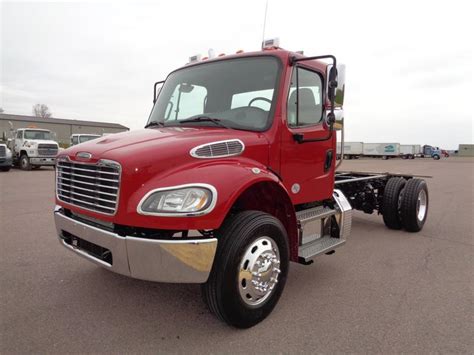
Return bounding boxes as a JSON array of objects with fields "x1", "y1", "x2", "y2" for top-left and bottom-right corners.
[
  {"x1": 280, "y1": 66, "x2": 336, "y2": 205},
  {"x1": 14, "y1": 130, "x2": 23, "y2": 154}
]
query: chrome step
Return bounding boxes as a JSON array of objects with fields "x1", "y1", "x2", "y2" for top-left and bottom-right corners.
[
  {"x1": 298, "y1": 236, "x2": 345, "y2": 263},
  {"x1": 296, "y1": 206, "x2": 337, "y2": 223},
  {"x1": 296, "y1": 206, "x2": 338, "y2": 245}
]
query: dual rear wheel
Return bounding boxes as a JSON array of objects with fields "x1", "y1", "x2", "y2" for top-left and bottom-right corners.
[{"x1": 382, "y1": 177, "x2": 428, "y2": 232}]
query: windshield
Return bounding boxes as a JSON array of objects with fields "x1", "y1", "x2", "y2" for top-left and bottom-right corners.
[
  {"x1": 79, "y1": 135, "x2": 100, "y2": 143},
  {"x1": 148, "y1": 56, "x2": 281, "y2": 131},
  {"x1": 24, "y1": 130, "x2": 52, "y2": 140}
]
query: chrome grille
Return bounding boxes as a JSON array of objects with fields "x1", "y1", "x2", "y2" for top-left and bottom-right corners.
[
  {"x1": 0, "y1": 146, "x2": 5, "y2": 158},
  {"x1": 56, "y1": 159, "x2": 121, "y2": 215},
  {"x1": 190, "y1": 139, "x2": 245, "y2": 158},
  {"x1": 38, "y1": 144, "x2": 58, "y2": 157}
]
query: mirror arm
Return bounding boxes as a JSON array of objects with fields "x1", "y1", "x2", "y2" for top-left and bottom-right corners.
[{"x1": 153, "y1": 80, "x2": 165, "y2": 104}]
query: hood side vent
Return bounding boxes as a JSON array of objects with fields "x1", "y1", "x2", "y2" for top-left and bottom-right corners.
[{"x1": 190, "y1": 139, "x2": 245, "y2": 158}]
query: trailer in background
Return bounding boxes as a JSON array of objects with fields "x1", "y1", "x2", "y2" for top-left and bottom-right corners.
[
  {"x1": 400, "y1": 144, "x2": 421, "y2": 159},
  {"x1": 363, "y1": 143, "x2": 400, "y2": 160},
  {"x1": 336, "y1": 142, "x2": 363, "y2": 159}
]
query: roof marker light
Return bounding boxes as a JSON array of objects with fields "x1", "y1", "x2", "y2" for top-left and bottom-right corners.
[
  {"x1": 236, "y1": 49, "x2": 244, "y2": 54},
  {"x1": 189, "y1": 54, "x2": 202, "y2": 63},
  {"x1": 218, "y1": 53, "x2": 226, "y2": 57},
  {"x1": 262, "y1": 37, "x2": 280, "y2": 49}
]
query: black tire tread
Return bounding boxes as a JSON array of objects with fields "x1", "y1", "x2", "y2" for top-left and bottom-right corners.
[
  {"x1": 202, "y1": 210, "x2": 288, "y2": 328},
  {"x1": 382, "y1": 177, "x2": 406, "y2": 229},
  {"x1": 400, "y1": 179, "x2": 428, "y2": 232}
]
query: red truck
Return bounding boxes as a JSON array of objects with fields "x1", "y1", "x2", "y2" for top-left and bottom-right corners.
[{"x1": 54, "y1": 40, "x2": 429, "y2": 328}]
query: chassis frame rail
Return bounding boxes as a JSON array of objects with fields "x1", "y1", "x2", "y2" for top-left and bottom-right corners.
[{"x1": 334, "y1": 171, "x2": 431, "y2": 215}]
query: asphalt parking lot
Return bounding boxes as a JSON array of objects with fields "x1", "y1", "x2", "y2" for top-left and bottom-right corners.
[{"x1": 1, "y1": 158, "x2": 473, "y2": 353}]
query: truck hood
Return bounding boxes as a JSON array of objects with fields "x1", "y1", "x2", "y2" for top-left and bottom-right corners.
[
  {"x1": 24, "y1": 139, "x2": 58, "y2": 146},
  {"x1": 61, "y1": 127, "x2": 270, "y2": 174}
]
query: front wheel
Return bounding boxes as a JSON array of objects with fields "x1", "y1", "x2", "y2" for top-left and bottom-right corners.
[
  {"x1": 202, "y1": 211, "x2": 289, "y2": 328},
  {"x1": 20, "y1": 154, "x2": 31, "y2": 170},
  {"x1": 432, "y1": 154, "x2": 440, "y2": 160}
]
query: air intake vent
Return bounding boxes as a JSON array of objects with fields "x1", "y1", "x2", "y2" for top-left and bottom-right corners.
[{"x1": 190, "y1": 139, "x2": 245, "y2": 158}]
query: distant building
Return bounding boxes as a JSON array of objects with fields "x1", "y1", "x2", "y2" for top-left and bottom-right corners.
[
  {"x1": 0, "y1": 113, "x2": 129, "y2": 146},
  {"x1": 458, "y1": 144, "x2": 474, "y2": 157}
]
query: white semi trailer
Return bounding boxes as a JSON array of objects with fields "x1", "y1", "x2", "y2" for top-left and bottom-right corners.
[
  {"x1": 363, "y1": 143, "x2": 400, "y2": 160},
  {"x1": 399, "y1": 144, "x2": 421, "y2": 159},
  {"x1": 336, "y1": 142, "x2": 363, "y2": 159}
]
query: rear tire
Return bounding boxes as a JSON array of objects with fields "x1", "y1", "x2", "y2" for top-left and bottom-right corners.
[
  {"x1": 400, "y1": 179, "x2": 429, "y2": 232},
  {"x1": 382, "y1": 177, "x2": 406, "y2": 229},
  {"x1": 202, "y1": 210, "x2": 289, "y2": 328},
  {"x1": 1, "y1": 166, "x2": 11, "y2": 172},
  {"x1": 20, "y1": 154, "x2": 31, "y2": 170}
]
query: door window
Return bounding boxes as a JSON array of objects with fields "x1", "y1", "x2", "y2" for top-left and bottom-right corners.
[{"x1": 287, "y1": 67, "x2": 323, "y2": 127}]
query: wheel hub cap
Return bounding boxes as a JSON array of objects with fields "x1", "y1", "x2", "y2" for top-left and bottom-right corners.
[
  {"x1": 416, "y1": 189, "x2": 427, "y2": 221},
  {"x1": 238, "y1": 236, "x2": 281, "y2": 307}
]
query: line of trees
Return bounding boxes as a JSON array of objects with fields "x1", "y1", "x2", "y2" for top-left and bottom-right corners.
[
  {"x1": 0, "y1": 105, "x2": 53, "y2": 118},
  {"x1": 32, "y1": 104, "x2": 52, "y2": 118}
]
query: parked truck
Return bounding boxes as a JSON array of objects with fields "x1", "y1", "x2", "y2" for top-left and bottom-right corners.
[
  {"x1": 336, "y1": 141, "x2": 363, "y2": 159},
  {"x1": 8, "y1": 128, "x2": 59, "y2": 170},
  {"x1": 53, "y1": 41, "x2": 429, "y2": 328},
  {"x1": 70, "y1": 134, "x2": 101, "y2": 146},
  {"x1": 0, "y1": 143, "x2": 13, "y2": 171},
  {"x1": 422, "y1": 145, "x2": 442, "y2": 160}
]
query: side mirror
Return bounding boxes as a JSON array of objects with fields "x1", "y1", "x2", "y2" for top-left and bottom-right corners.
[{"x1": 326, "y1": 64, "x2": 345, "y2": 107}]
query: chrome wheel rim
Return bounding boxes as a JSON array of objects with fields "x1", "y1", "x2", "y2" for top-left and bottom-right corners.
[
  {"x1": 238, "y1": 236, "x2": 281, "y2": 307},
  {"x1": 416, "y1": 189, "x2": 427, "y2": 221}
]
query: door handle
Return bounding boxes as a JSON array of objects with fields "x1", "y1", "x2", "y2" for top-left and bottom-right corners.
[{"x1": 324, "y1": 150, "x2": 333, "y2": 172}]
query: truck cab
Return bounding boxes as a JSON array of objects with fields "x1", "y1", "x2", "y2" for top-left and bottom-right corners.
[
  {"x1": 54, "y1": 42, "x2": 429, "y2": 328},
  {"x1": 0, "y1": 143, "x2": 13, "y2": 171},
  {"x1": 70, "y1": 134, "x2": 101, "y2": 146},
  {"x1": 8, "y1": 128, "x2": 59, "y2": 170}
]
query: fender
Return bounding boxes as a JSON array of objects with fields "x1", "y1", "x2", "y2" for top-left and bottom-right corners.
[{"x1": 119, "y1": 158, "x2": 299, "y2": 259}]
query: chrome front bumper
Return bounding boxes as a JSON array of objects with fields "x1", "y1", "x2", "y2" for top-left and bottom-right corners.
[
  {"x1": 31, "y1": 157, "x2": 56, "y2": 165},
  {"x1": 54, "y1": 207, "x2": 218, "y2": 283}
]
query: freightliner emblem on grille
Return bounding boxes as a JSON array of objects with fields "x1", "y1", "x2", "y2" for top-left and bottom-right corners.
[{"x1": 76, "y1": 152, "x2": 92, "y2": 160}]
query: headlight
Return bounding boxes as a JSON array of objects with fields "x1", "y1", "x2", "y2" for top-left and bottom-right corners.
[{"x1": 138, "y1": 184, "x2": 217, "y2": 216}]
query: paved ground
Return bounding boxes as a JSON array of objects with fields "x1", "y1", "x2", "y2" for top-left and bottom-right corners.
[{"x1": 1, "y1": 158, "x2": 473, "y2": 353}]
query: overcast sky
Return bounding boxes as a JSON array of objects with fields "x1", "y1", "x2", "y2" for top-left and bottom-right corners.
[{"x1": 1, "y1": 0, "x2": 472, "y2": 149}]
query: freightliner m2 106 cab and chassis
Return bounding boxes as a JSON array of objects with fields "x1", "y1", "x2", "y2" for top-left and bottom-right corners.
[
  {"x1": 54, "y1": 41, "x2": 430, "y2": 328},
  {"x1": 8, "y1": 128, "x2": 59, "y2": 170}
]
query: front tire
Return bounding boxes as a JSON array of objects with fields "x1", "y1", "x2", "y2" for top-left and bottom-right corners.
[
  {"x1": 20, "y1": 154, "x2": 31, "y2": 170},
  {"x1": 432, "y1": 154, "x2": 440, "y2": 160},
  {"x1": 202, "y1": 211, "x2": 289, "y2": 328},
  {"x1": 400, "y1": 179, "x2": 429, "y2": 232}
]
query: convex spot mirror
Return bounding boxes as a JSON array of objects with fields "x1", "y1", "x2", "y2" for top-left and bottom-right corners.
[{"x1": 179, "y1": 83, "x2": 195, "y2": 93}]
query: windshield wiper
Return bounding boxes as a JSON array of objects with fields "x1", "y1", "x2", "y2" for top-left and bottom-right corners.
[
  {"x1": 144, "y1": 121, "x2": 165, "y2": 128},
  {"x1": 179, "y1": 116, "x2": 229, "y2": 129}
]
